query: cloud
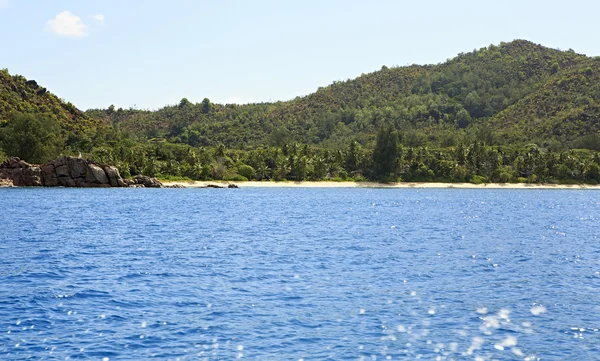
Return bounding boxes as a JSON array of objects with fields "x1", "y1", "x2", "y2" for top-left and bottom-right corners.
[
  {"x1": 92, "y1": 14, "x2": 104, "y2": 23},
  {"x1": 46, "y1": 11, "x2": 88, "y2": 37}
]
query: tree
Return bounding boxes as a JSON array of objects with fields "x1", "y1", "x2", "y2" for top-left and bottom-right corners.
[
  {"x1": 201, "y1": 98, "x2": 213, "y2": 114},
  {"x1": 238, "y1": 164, "x2": 256, "y2": 180},
  {"x1": 345, "y1": 140, "x2": 361, "y2": 171},
  {"x1": 456, "y1": 109, "x2": 471, "y2": 129},
  {"x1": 179, "y1": 98, "x2": 191, "y2": 109},
  {"x1": 0, "y1": 112, "x2": 64, "y2": 163},
  {"x1": 372, "y1": 125, "x2": 398, "y2": 181}
]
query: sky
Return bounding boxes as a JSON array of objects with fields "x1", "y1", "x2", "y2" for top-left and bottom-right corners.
[{"x1": 1, "y1": 0, "x2": 599, "y2": 110}]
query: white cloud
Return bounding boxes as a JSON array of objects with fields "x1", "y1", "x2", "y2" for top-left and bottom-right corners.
[
  {"x1": 92, "y1": 14, "x2": 104, "y2": 23},
  {"x1": 46, "y1": 11, "x2": 88, "y2": 37}
]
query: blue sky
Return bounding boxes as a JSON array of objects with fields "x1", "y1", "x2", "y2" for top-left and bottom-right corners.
[{"x1": 1, "y1": 0, "x2": 599, "y2": 110}]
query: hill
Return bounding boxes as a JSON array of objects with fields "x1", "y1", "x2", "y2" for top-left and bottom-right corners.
[
  {"x1": 0, "y1": 68, "x2": 95, "y2": 131},
  {"x1": 84, "y1": 40, "x2": 598, "y2": 150},
  {"x1": 1, "y1": 40, "x2": 600, "y2": 183}
]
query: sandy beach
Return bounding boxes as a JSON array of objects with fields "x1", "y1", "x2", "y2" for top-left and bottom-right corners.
[{"x1": 162, "y1": 180, "x2": 600, "y2": 189}]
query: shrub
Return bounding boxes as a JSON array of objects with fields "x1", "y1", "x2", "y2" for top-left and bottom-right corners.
[
  {"x1": 225, "y1": 174, "x2": 248, "y2": 182},
  {"x1": 517, "y1": 177, "x2": 528, "y2": 183},
  {"x1": 158, "y1": 175, "x2": 192, "y2": 182},
  {"x1": 469, "y1": 175, "x2": 487, "y2": 184},
  {"x1": 237, "y1": 164, "x2": 256, "y2": 180}
]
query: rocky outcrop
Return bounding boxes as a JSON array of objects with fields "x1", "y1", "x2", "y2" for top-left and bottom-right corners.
[
  {"x1": 124, "y1": 175, "x2": 164, "y2": 188},
  {"x1": 0, "y1": 158, "x2": 42, "y2": 186},
  {"x1": 102, "y1": 165, "x2": 125, "y2": 187},
  {"x1": 0, "y1": 156, "x2": 187, "y2": 188},
  {"x1": 0, "y1": 156, "x2": 125, "y2": 188},
  {"x1": 166, "y1": 184, "x2": 186, "y2": 188},
  {"x1": 200, "y1": 183, "x2": 239, "y2": 189},
  {"x1": 0, "y1": 178, "x2": 13, "y2": 187}
]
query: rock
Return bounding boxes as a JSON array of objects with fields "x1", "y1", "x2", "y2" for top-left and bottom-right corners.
[
  {"x1": 0, "y1": 158, "x2": 42, "y2": 186},
  {"x1": 103, "y1": 166, "x2": 125, "y2": 187},
  {"x1": 54, "y1": 164, "x2": 70, "y2": 178},
  {"x1": 129, "y1": 175, "x2": 163, "y2": 188},
  {"x1": 0, "y1": 178, "x2": 13, "y2": 187},
  {"x1": 68, "y1": 158, "x2": 88, "y2": 179},
  {"x1": 200, "y1": 184, "x2": 238, "y2": 188},
  {"x1": 21, "y1": 166, "x2": 42, "y2": 186},
  {"x1": 52, "y1": 156, "x2": 68, "y2": 169},
  {"x1": 0, "y1": 156, "x2": 126, "y2": 188},
  {"x1": 41, "y1": 164, "x2": 59, "y2": 186},
  {"x1": 64, "y1": 178, "x2": 76, "y2": 187},
  {"x1": 86, "y1": 164, "x2": 109, "y2": 184},
  {"x1": 166, "y1": 184, "x2": 186, "y2": 188}
]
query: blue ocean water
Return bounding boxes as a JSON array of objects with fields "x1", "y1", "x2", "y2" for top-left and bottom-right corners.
[{"x1": 0, "y1": 187, "x2": 599, "y2": 360}]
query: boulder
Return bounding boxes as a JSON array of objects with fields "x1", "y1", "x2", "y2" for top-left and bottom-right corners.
[
  {"x1": 130, "y1": 175, "x2": 163, "y2": 188},
  {"x1": 68, "y1": 158, "x2": 88, "y2": 179},
  {"x1": 1, "y1": 156, "x2": 126, "y2": 188},
  {"x1": 0, "y1": 178, "x2": 13, "y2": 187},
  {"x1": 166, "y1": 184, "x2": 186, "y2": 188},
  {"x1": 64, "y1": 178, "x2": 76, "y2": 187},
  {"x1": 52, "y1": 156, "x2": 68, "y2": 168},
  {"x1": 103, "y1": 166, "x2": 125, "y2": 187},
  {"x1": 55, "y1": 164, "x2": 70, "y2": 178},
  {"x1": 86, "y1": 164, "x2": 109, "y2": 184},
  {"x1": 0, "y1": 158, "x2": 42, "y2": 186},
  {"x1": 41, "y1": 164, "x2": 59, "y2": 186},
  {"x1": 22, "y1": 166, "x2": 42, "y2": 186}
]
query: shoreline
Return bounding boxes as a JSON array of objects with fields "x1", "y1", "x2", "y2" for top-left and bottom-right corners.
[{"x1": 161, "y1": 180, "x2": 600, "y2": 189}]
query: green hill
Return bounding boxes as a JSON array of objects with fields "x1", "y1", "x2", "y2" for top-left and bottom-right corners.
[
  {"x1": 0, "y1": 68, "x2": 95, "y2": 132},
  {"x1": 82, "y1": 40, "x2": 598, "y2": 150},
  {"x1": 489, "y1": 57, "x2": 600, "y2": 148},
  {"x1": 2, "y1": 40, "x2": 600, "y2": 183}
]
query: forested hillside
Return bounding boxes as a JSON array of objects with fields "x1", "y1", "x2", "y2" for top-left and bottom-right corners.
[{"x1": 1, "y1": 40, "x2": 600, "y2": 183}]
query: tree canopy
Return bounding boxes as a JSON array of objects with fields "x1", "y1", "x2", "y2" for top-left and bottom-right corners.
[
  {"x1": 1, "y1": 40, "x2": 600, "y2": 184},
  {"x1": 0, "y1": 112, "x2": 64, "y2": 163}
]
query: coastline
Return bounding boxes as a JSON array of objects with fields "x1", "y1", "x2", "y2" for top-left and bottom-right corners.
[{"x1": 161, "y1": 180, "x2": 600, "y2": 189}]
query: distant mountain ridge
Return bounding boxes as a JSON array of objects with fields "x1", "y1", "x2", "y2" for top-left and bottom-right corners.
[
  {"x1": 2, "y1": 40, "x2": 600, "y2": 150},
  {"x1": 2, "y1": 40, "x2": 600, "y2": 184},
  {"x1": 84, "y1": 39, "x2": 600, "y2": 149}
]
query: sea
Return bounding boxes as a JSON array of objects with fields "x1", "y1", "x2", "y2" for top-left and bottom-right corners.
[{"x1": 0, "y1": 187, "x2": 599, "y2": 360}]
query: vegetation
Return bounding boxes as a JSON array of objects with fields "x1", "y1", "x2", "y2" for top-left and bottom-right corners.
[
  {"x1": 0, "y1": 113, "x2": 64, "y2": 164},
  {"x1": 1, "y1": 40, "x2": 600, "y2": 184}
]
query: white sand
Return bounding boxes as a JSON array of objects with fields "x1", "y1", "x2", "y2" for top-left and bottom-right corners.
[{"x1": 162, "y1": 180, "x2": 600, "y2": 189}]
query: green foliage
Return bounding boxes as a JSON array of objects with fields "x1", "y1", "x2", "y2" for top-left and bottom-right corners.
[
  {"x1": 237, "y1": 164, "x2": 256, "y2": 180},
  {"x1": 470, "y1": 175, "x2": 487, "y2": 184},
  {"x1": 158, "y1": 175, "x2": 193, "y2": 182},
  {"x1": 373, "y1": 125, "x2": 398, "y2": 181},
  {"x1": 73, "y1": 40, "x2": 596, "y2": 153},
  {"x1": 0, "y1": 69, "x2": 97, "y2": 133},
  {"x1": 2, "y1": 41, "x2": 600, "y2": 185},
  {"x1": 225, "y1": 174, "x2": 248, "y2": 182},
  {"x1": 0, "y1": 112, "x2": 65, "y2": 163}
]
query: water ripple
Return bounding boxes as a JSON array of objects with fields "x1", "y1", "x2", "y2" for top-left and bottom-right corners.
[{"x1": 0, "y1": 188, "x2": 599, "y2": 360}]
